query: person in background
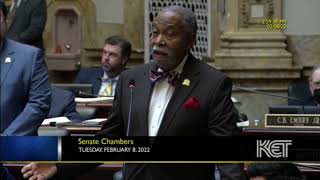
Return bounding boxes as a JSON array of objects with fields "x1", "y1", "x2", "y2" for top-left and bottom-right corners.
[
  {"x1": 0, "y1": 0, "x2": 51, "y2": 135},
  {"x1": 288, "y1": 67, "x2": 320, "y2": 106},
  {"x1": 306, "y1": 67, "x2": 320, "y2": 105},
  {"x1": 6, "y1": 0, "x2": 47, "y2": 50},
  {"x1": 74, "y1": 35, "x2": 131, "y2": 96}
]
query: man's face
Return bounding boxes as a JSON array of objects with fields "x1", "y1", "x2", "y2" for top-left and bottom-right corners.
[
  {"x1": 151, "y1": 10, "x2": 194, "y2": 71},
  {"x1": 0, "y1": 11, "x2": 6, "y2": 46},
  {"x1": 309, "y1": 70, "x2": 320, "y2": 95},
  {"x1": 101, "y1": 43, "x2": 126, "y2": 78}
]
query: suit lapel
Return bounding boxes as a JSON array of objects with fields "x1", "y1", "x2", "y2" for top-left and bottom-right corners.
[
  {"x1": 93, "y1": 68, "x2": 104, "y2": 94},
  {"x1": 133, "y1": 64, "x2": 155, "y2": 136},
  {"x1": 157, "y1": 55, "x2": 201, "y2": 136},
  {"x1": 1, "y1": 39, "x2": 15, "y2": 87}
]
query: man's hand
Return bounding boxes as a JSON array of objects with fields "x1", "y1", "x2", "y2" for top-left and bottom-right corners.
[{"x1": 21, "y1": 163, "x2": 57, "y2": 180}]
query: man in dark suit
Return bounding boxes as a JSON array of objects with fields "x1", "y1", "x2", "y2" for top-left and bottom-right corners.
[
  {"x1": 74, "y1": 35, "x2": 131, "y2": 96},
  {"x1": 304, "y1": 67, "x2": 320, "y2": 105},
  {"x1": 21, "y1": 5, "x2": 246, "y2": 180},
  {"x1": 6, "y1": 0, "x2": 47, "y2": 50},
  {"x1": 288, "y1": 67, "x2": 320, "y2": 106},
  {"x1": 48, "y1": 86, "x2": 83, "y2": 122},
  {"x1": 0, "y1": 1, "x2": 51, "y2": 135}
]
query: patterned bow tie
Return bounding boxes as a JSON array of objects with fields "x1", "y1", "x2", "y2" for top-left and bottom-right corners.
[{"x1": 149, "y1": 66, "x2": 179, "y2": 86}]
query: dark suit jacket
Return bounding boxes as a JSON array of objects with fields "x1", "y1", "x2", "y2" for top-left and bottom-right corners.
[
  {"x1": 57, "y1": 54, "x2": 245, "y2": 180},
  {"x1": 74, "y1": 67, "x2": 104, "y2": 94},
  {"x1": 1, "y1": 38, "x2": 51, "y2": 135},
  {"x1": 48, "y1": 86, "x2": 83, "y2": 122},
  {"x1": 287, "y1": 81, "x2": 319, "y2": 106},
  {"x1": 7, "y1": 0, "x2": 47, "y2": 50},
  {"x1": 302, "y1": 97, "x2": 318, "y2": 106}
]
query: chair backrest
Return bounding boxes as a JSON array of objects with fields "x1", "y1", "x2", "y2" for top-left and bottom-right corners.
[{"x1": 287, "y1": 80, "x2": 312, "y2": 105}]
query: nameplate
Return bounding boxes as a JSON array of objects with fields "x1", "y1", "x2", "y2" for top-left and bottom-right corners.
[{"x1": 265, "y1": 114, "x2": 320, "y2": 128}]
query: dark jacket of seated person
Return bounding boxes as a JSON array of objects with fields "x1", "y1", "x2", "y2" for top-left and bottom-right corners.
[
  {"x1": 74, "y1": 67, "x2": 104, "y2": 95},
  {"x1": 48, "y1": 86, "x2": 83, "y2": 122}
]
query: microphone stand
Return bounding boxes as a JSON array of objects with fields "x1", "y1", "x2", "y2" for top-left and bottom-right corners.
[
  {"x1": 233, "y1": 86, "x2": 302, "y2": 101},
  {"x1": 124, "y1": 80, "x2": 135, "y2": 180},
  {"x1": 126, "y1": 85, "x2": 134, "y2": 136},
  {"x1": 233, "y1": 85, "x2": 306, "y2": 114}
]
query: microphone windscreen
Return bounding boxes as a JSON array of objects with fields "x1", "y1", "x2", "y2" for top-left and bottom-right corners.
[{"x1": 129, "y1": 79, "x2": 135, "y2": 88}]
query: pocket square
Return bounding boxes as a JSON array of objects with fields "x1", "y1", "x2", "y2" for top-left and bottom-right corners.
[{"x1": 183, "y1": 97, "x2": 200, "y2": 109}]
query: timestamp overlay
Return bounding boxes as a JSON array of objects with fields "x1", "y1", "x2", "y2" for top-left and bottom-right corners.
[{"x1": 262, "y1": 18, "x2": 287, "y2": 30}]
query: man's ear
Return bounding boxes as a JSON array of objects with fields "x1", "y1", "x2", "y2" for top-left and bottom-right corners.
[
  {"x1": 186, "y1": 36, "x2": 195, "y2": 50},
  {"x1": 121, "y1": 57, "x2": 128, "y2": 66}
]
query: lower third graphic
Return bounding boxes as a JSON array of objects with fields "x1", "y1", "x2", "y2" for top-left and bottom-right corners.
[{"x1": 257, "y1": 140, "x2": 292, "y2": 158}]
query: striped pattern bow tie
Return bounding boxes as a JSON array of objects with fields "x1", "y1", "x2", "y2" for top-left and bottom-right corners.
[{"x1": 149, "y1": 66, "x2": 179, "y2": 86}]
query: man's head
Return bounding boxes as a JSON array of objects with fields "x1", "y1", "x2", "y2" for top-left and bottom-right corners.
[
  {"x1": 247, "y1": 163, "x2": 303, "y2": 180},
  {"x1": 309, "y1": 67, "x2": 320, "y2": 96},
  {"x1": 151, "y1": 5, "x2": 197, "y2": 71},
  {"x1": 0, "y1": 0, "x2": 7, "y2": 46},
  {"x1": 101, "y1": 35, "x2": 132, "y2": 78}
]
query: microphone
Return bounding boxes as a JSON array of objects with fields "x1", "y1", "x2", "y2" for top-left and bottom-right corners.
[
  {"x1": 77, "y1": 91, "x2": 110, "y2": 98},
  {"x1": 123, "y1": 79, "x2": 135, "y2": 180},
  {"x1": 233, "y1": 85, "x2": 304, "y2": 102},
  {"x1": 126, "y1": 79, "x2": 135, "y2": 136}
]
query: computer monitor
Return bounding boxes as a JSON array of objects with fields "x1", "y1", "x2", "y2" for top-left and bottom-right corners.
[
  {"x1": 269, "y1": 106, "x2": 320, "y2": 114},
  {"x1": 51, "y1": 84, "x2": 93, "y2": 95}
]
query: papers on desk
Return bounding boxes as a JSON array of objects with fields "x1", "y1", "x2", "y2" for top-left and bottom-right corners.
[
  {"x1": 42, "y1": 117, "x2": 107, "y2": 126},
  {"x1": 41, "y1": 117, "x2": 107, "y2": 127},
  {"x1": 42, "y1": 117, "x2": 71, "y2": 125},
  {"x1": 75, "y1": 97, "x2": 114, "y2": 104},
  {"x1": 237, "y1": 120, "x2": 249, "y2": 127},
  {"x1": 82, "y1": 118, "x2": 107, "y2": 125}
]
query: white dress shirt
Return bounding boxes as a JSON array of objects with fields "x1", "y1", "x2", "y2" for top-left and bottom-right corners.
[{"x1": 148, "y1": 55, "x2": 188, "y2": 136}]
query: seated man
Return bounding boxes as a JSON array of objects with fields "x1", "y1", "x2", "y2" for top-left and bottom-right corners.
[
  {"x1": 306, "y1": 67, "x2": 320, "y2": 105},
  {"x1": 74, "y1": 35, "x2": 131, "y2": 96},
  {"x1": 48, "y1": 86, "x2": 83, "y2": 122},
  {"x1": 288, "y1": 67, "x2": 320, "y2": 106}
]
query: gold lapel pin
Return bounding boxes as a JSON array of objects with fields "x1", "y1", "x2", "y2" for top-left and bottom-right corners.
[
  {"x1": 182, "y1": 79, "x2": 190, "y2": 86},
  {"x1": 4, "y1": 57, "x2": 12, "y2": 63}
]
